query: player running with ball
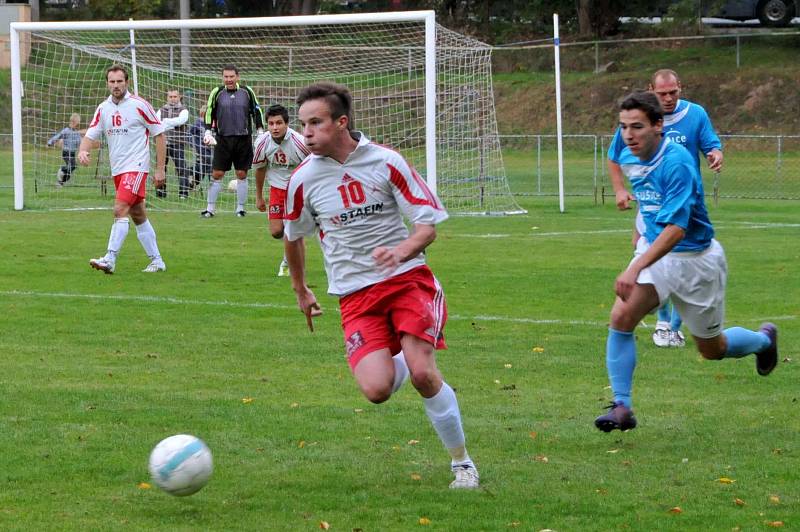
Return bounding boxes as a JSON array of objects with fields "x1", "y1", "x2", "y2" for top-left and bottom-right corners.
[{"x1": 283, "y1": 82, "x2": 479, "y2": 489}]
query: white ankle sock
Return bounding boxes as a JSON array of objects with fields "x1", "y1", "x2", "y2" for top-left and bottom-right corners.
[
  {"x1": 107, "y1": 217, "x2": 129, "y2": 259},
  {"x1": 207, "y1": 179, "x2": 222, "y2": 211},
  {"x1": 135, "y1": 219, "x2": 161, "y2": 261},
  {"x1": 424, "y1": 382, "x2": 466, "y2": 454},
  {"x1": 236, "y1": 178, "x2": 248, "y2": 210}
]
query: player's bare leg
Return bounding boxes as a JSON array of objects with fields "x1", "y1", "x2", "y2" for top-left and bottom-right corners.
[{"x1": 402, "y1": 334, "x2": 478, "y2": 489}]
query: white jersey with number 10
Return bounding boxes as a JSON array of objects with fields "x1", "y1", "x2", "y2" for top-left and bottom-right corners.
[
  {"x1": 284, "y1": 133, "x2": 448, "y2": 297},
  {"x1": 85, "y1": 91, "x2": 165, "y2": 176}
]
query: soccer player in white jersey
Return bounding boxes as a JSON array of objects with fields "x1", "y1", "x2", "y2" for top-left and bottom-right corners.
[
  {"x1": 252, "y1": 104, "x2": 311, "y2": 277},
  {"x1": 283, "y1": 82, "x2": 479, "y2": 489},
  {"x1": 595, "y1": 91, "x2": 778, "y2": 433},
  {"x1": 78, "y1": 65, "x2": 167, "y2": 274},
  {"x1": 607, "y1": 69, "x2": 723, "y2": 348}
]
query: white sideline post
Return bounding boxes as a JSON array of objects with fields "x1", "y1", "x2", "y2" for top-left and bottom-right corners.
[
  {"x1": 9, "y1": 11, "x2": 438, "y2": 210},
  {"x1": 553, "y1": 13, "x2": 565, "y2": 213},
  {"x1": 11, "y1": 26, "x2": 24, "y2": 211}
]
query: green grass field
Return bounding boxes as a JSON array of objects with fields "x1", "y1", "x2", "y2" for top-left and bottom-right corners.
[{"x1": 0, "y1": 195, "x2": 797, "y2": 530}]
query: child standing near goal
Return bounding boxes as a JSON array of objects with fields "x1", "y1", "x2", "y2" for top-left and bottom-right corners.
[
  {"x1": 252, "y1": 104, "x2": 311, "y2": 277},
  {"x1": 47, "y1": 113, "x2": 83, "y2": 187},
  {"x1": 78, "y1": 64, "x2": 168, "y2": 274},
  {"x1": 284, "y1": 82, "x2": 479, "y2": 489}
]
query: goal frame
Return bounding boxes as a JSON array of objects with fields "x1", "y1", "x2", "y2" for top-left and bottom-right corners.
[{"x1": 10, "y1": 11, "x2": 437, "y2": 211}]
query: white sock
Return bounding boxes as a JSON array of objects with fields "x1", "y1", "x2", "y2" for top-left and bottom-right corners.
[
  {"x1": 236, "y1": 178, "x2": 248, "y2": 211},
  {"x1": 423, "y1": 382, "x2": 467, "y2": 458},
  {"x1": 207, "y1": 179, "x2": 222, "y2": 212},
  {"x1": 391, "y1": 351, "x2": 409, "y2": 394},
  {"x1": 106, "y1": 217, "x2": 129, "y2": 260},
  {"x1": 135, "y1": 219, "x2": 161, "y2": 261}
]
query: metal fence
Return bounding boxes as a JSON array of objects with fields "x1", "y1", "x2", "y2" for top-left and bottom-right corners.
[{"x1": 498, "y1": 133, "x2": 800, "y2": 201}]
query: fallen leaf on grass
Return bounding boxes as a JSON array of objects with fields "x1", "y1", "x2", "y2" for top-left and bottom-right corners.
[
  {"x1": 353, "y1": 408, "x2": 363, "y2": 414},
  {"x1": 529, "y1": 431, "x2": 538, "y2": 440},
  {"x1": 504, "y1": 363, "x2": 513, "y2": 369},
  {"x1": 419, "y1": 517, "x2": 431, "y2": 525},
  {"x1": 532, "y1": 347, "x2": 545, "y2": 353},
  {"x1": 290, "y1": 402, "x2": 299, "y2": 408},
  {"x1": 668, "y1": 507, "x2": 683, "y2": 514},
  {"x1": 242, "y1": 397, "x2": 254, "y2": 404},
  {"x1": 766, "y1": 521, "x2": 784, "y2": 528},
  {"x1": 298, "y1": 440, "x2": 305, "y2": 448},
  {"x1": 734, "y1": 498, "x2": 746, "y2": 506},
  {"x1": 507, "y1": 521, "x2": 520, "y2": 528},
  {"x1": 410, "y1": 473, "x2": 422, "y2": 481},
  {"x1": 408, "y1": 439, "x2": 419, "y2": 445},
  {"x1": 770, "y1": 495, "x2": 781, "y2": 504},
  {"x1": 533, "y1": 455, "x2": 549, "y2": 463},
  {"x1": 606, "y1": 449, "x2": 620, "y2": 454},
  {"x1": 494, "y1": 379, "x2": 501, "y2": 384},
  {"x1": 319, "y1": 521, "x2": 330, "y2": 530},
  {"x1": 717, "y1": 477, "x2": 736, "y2": 484},
  {"x1": 137, "y1": 482, "x2": 152, "y2": 489}
]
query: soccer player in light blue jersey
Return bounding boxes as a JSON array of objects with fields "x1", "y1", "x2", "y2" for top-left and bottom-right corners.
[
  {"x1": 595, "y1": 91, "x2": 779, "y2": 433},
  {"x1": 608, "y1": 69, "x2": 723, "y2": 348}
]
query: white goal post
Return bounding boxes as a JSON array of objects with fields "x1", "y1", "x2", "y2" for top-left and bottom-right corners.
[{"x1": 11, "y1": 11, "x2": 524, "y2": 215}]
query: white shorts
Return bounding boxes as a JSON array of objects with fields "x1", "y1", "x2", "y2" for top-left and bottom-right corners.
[{"x1": 634, "y1": 239, "x2": 727, "y2": 339}]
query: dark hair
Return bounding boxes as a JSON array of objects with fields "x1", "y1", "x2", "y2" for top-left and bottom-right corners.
[
  {"x1": 106, "y1": 64, "x2": 129, "y2": 81},
  {"x1": 296, "y1": 82, "x2": 354, "y2": 131},
  {"x1": 619, "y1": 91, "x2": 663, "y2": 125},
  {"x1": 222, "y1": 64, "x2": 238, "y2": 75},
  {"x1": 266, "y1": 104, "x2": 289, "y2": 123}
]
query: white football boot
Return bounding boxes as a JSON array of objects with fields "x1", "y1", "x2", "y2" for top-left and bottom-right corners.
[
  {"x1": 89, "y1": 256, "x2": 115, "y2": 274},
  {"x1": 142, "y1": 259, "x2": 166, "y2": 273},
  {"x1": 652, "y1": 321, "x2": 671, "y2": 348},
  {"x1": 450, "y1": 461, "x2": 480, "y2": 489}
]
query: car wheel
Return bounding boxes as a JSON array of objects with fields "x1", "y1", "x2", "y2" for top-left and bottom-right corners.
[{"x1": 757, "y1": 0, "x2": 796, "y2": 26}]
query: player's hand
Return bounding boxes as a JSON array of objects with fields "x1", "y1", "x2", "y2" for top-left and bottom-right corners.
[
  {"x1": 614, "y1": 267, "x2": 639, "y2": 301},
  {"x1": 256, "y1": 196, "x2": 267, "y2": 212},
  {"x1": 707, "y1": 150, "x2": 723, "y2": 173},
  {"x1": 372, "y1": 246, "x2": 401, "y2": 273},
  {"x1": 295, "y1": 287, "x2": 321, "y2": 332},
  {"x1": 153, "y1": 170, "x2": 166, "y2": 188},
  {"x1": 615, "y1": 189, "x2": 635, "y2": 210},
  {"x1": 78, "y1": 150, "x2": 91, "y2": 166},
  {"x1": 203, "y1": 130, "x2": 217, "y2": 146}
]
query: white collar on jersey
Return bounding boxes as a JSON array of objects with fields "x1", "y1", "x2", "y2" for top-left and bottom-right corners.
[{"x1": 663, "y1": 99, "x2": 690, "y2": 126}]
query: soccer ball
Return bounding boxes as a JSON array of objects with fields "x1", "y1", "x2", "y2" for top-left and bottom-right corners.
[
  {"x1": 227, "y1": 178, "x2": 239, "y2": 192},
  {"x1": 148, "y1": 434, "x2": 213, "y2": 496}
]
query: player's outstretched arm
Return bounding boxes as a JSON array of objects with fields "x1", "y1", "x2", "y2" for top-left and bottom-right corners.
[
  {"x1": 372, "y1": 223, "x2": 436, "y2": 273},
  {"x1": 285, "y1": 237, "x2": 320, "y2": 332}
]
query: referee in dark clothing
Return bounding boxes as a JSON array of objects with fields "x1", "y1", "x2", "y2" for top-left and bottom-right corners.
[{"x1": 201, "y1": 64, "x2": 264, "y2": 217}]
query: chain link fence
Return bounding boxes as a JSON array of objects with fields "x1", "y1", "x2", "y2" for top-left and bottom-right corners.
[{"x1": 499, "y1": 133, "x2": 800, "y2": 201}]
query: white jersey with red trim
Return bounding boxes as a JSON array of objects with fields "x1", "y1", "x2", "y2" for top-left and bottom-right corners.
[
  {"x1": 284, "y1": 132, "x2": 448, "y2": 296},
  {"x1": 85, "y1": 92, "x2": 165, "y2": 176},
  {"x1": 252, "y1": 128, "x2": 310, "y2": 189}
]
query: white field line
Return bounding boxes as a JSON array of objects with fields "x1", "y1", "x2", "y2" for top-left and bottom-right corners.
[
  {"x1": 1, "y1": 290, "x2": 795, "y2": 328},
  {"x1": 449, "y1": 221, "x2": 800, "y2": 239}
]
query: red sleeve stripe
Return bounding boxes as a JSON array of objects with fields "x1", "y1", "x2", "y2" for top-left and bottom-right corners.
[
  {"x1": 89, "y1": 108, "x2": 102, "y2": 128},
  {"x1": 137, "y1": 107, "x2": 160, "y2": 125},
  {"x1": 409, "y1": 164, "x2": 441, "y2": 209},
  {"x1": 253, "y1": 137, "x2": 266, "y2": 164},
  {"x1": 131, "y1": 95, "x2": 160, "y2": 121},
  {"x1": 292, "y1": 134, "x2": 310, "y2": 156},
  {"x1": 388, "y1": 163, "x2": 441, "y2": 208},
  {"x1": 284, "y1": 183, "x2": 305, "y2": 221}
]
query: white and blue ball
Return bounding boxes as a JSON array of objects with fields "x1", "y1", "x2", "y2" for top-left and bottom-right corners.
[{"x1": 148, "y1": 434, "x2": 213, "y2": 496}]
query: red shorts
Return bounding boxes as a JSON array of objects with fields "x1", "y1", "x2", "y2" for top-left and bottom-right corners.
[
  {"x1": 114, "y1": 171, "x2": 147, "y2": 206},
  {"x1": 268, "y1": 186, "x2": 287, "y2": 220},
  {"x1": 339, "y1": 265, "x2": 447, "y2": 370}
]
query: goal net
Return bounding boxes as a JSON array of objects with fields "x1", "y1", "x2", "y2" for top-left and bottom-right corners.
[{"x1": 11, "y1": 12, "x2": 524, "y2": 215}]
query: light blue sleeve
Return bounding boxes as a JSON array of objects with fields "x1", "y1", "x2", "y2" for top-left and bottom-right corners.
[
  {"x1": 607, "y1": 128, "x2": 624, "y2": 163},
  {"x1": 696, "y1": 105, "x2": 722, "y2": 155},
  {"x1": 654, "y1": 160, "x2": 696, "y2": 230}
]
